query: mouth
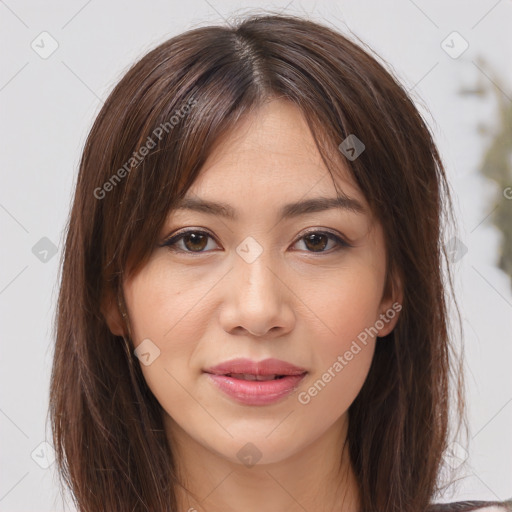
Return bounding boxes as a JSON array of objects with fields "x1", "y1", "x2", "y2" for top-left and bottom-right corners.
[
  {"x1": 202, "y1": 358, "x2": 308, "y2": 405},
  {"x1": 204, "y1": 372, "x2": 307, "y2": 406},
  {"x1": 203, "y1": 357, "x2": 307, "y2": 378},
  {"x1": 218, "y1": 373, "x2": 295, "y2": 381}
]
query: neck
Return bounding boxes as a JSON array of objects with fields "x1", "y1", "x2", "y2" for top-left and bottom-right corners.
[{"x1": 166, "y1": 412, "x2": 361, "y2": 512}]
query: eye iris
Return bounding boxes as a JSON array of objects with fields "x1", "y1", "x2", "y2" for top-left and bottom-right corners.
[
  {"x1": 183, "y1": 233, "x2": 208, "y2": 252},
  {"x1": 304, "y1": 233, "x2": 328, "y2": 252}
]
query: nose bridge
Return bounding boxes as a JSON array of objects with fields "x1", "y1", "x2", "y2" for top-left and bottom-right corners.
[
  {"x1": 234, "y1": 239, "x2": 280, "y2": 304},
  {"x1": 220, "y1": 236, "x2": 294, "y2": 337}
]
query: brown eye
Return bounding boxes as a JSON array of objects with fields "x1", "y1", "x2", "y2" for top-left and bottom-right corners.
[
  {"x1": 161, "y1": 230, "x2": 218, "y2": 253},
  {"x1": 181, "y1": 232, "x2": 209, "y2": 252},
  {"x1": 294, "y1": 230, "x2": 350, "y2": 253},
  {"x1": 303, "y1": 232, "x2": 329, "y2": 252}
]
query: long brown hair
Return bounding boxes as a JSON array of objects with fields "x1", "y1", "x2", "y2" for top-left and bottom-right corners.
[{"x1": 49, "y1": 12, "x2": 466, "y2": 511}]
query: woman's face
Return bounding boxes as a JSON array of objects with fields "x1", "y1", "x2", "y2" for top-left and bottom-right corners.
[{"x1": 107, "y1": 99, "x2": 401, "y2": 467}]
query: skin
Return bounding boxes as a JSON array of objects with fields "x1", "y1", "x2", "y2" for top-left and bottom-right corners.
[{"x1": 105, "y1": 98, "x2": 402, "y2": 512}]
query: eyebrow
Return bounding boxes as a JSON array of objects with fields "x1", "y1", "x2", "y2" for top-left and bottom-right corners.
[{"x1": 173, "y1": 194, "x2": 366, "y2": 220}]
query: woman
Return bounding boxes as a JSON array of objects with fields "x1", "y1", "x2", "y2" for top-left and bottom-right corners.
[{"x1": 49, "y1": 12, "x2": 511, "y2": 512}]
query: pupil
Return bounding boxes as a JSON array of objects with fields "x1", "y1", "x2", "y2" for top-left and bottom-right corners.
[
  {"x1": 305, "y1": 233, "x2": 327, "y2": 252},
  {"x1": 184, "y1": 233, "x2": 207, "y2": 252}
]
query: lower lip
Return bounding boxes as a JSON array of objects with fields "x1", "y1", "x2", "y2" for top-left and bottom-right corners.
[{"x1": 204, "y1": 373, "x2": 307, "y2": 406}]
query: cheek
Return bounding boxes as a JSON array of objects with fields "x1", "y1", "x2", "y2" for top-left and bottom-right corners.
[
  {"x1": 296, "y1": 263, "x2": 382, "y2": 412},
  {"x1": 125, "y1": 259, "x2": 210, "y2": 350},
  {"x1": 123, "y1": 260, "x2": 215, "y2": 406},
  {"x1": 307, "y1": 259, "x2": 384, "y2": 349}
]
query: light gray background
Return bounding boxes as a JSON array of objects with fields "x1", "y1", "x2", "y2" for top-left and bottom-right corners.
[{"x1": 1, "y1": 1, "x2": 511, "y2": 510}]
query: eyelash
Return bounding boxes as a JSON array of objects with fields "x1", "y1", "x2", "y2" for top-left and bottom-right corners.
[{"x1": 160, "y1": 228, "x2": 352, "y2": 256}]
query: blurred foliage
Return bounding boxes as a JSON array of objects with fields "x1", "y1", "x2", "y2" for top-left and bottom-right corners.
[{"x1": 460, "y1": 57, "x2": 512, "y2": 289}]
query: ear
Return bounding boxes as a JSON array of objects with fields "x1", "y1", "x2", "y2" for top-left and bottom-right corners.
[
  {"x1": 100, "y1": 287, "x2": 126, "y2": 337},
  {"x1": 375, "y1": 270, "x2": 403, "y2": 338}
]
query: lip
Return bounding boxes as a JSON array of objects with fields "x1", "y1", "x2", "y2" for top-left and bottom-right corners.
[
  {"x1": 203, "y1": 358, "x2": 308, "y2": 406},
  {"x1": 203, "y1": 357, "x2": 307, "y2": 376},
  {"x1": 205, "y1": 373, "x2": 307, "y2": 405}
]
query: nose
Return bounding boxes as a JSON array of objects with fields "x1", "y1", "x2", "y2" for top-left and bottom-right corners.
[{"x1": 219, "y1": 253, "x2": 295, "y2": 338}]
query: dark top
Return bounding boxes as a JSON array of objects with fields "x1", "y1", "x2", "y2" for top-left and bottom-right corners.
[{"x1": 428, "y1": 499, "x2": 512, "y2": 511}]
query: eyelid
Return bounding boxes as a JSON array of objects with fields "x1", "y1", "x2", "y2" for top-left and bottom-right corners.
[
  {"x1": 297, "y1": 228, "x2": 353, "y2": 249},
  {"x1": 160, "y1": 227, "x2": 218, "y2": 245}
]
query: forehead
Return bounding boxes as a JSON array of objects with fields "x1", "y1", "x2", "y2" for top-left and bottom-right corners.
[{"x1": 185, "y1": 99, "x2": 366, "y2": 208}]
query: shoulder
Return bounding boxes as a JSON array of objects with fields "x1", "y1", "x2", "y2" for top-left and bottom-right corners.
[{"x1": 427, "y1": 499, "x2": 512, "y2": 512}]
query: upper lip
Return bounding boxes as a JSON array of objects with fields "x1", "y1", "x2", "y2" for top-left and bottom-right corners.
[{"x1": 203, "y1": 358, "x2": 307, "y2": 376}]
